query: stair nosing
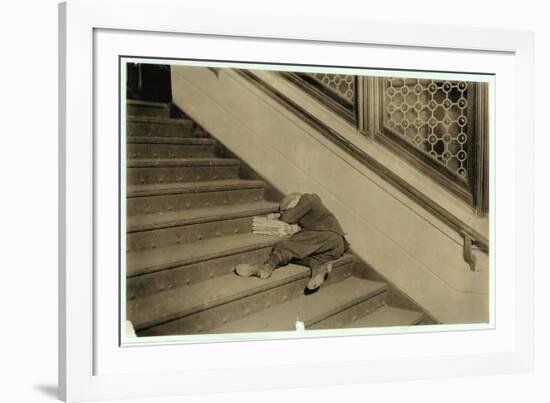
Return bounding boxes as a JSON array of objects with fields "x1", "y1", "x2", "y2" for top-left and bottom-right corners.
[
  {"x1": 127, "y1": 179, "x2": 266, "y2": 198},
  {"x1": 127, "y1": 158, "x2": 240, "y2": 168},
  {"x1": 126, "y1": 115, "x2": 193, "y2": 127},
  {"x1": 126, "y1": 100, "x2": 170, "y2": 108},
  {"x1": 127, "y1": 116, "x2": 193, "y2": 125},
  {"x1": 343, "y1": 306, "x2": 425, "y2": 329},
  {"x1": 127, "y1": 201, "x2": 279, "y2": 233},
  {"x1": 127, "y1": 136, "x2": 216, "y2": 145}
]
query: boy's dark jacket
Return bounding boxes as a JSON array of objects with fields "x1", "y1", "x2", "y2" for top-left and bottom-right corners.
[{"x1": 279, "y1": 193, "x2": 346, "y2": 237}]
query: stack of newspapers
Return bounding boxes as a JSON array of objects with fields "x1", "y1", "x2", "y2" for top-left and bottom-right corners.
[{"x1": 252, "y1": 216, "x2": 301, "y2": 237}]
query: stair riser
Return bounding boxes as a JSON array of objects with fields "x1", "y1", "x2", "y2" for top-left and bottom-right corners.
[
  {"x1": 134, "y1": 263, "x2": 354, "y2": 334},
  {"x1": 127, "y1": 165, "x2": 240, "y2": 185},
  {"x1": 127, "y1": 105, "x2": 170, "y2": 118},
  {"x1": 308, "y1": 291, "x2": 388, "y2": 330},
  {"x1": 127, "y1": 247, "x2": 273, "y2": 298},
  {"x1": 127, "y1": 188, "x2": 265, "y2": 216},
  {"x1": 127, "y1": 143, "x2": 216, "y2": 159},
  {"x1": 127, "y1": 121, "x2": 194, "y2": 137},
  {"x1": 127, "y1": 216, "x2": 258, "y2": 252}
]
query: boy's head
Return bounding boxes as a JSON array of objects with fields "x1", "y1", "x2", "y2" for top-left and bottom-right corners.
[{"x1": 280, "y1": 193, "x2": 302, "y2": 211}]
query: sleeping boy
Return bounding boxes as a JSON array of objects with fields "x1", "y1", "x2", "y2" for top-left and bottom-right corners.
[{"x1": 235, "y1": 193, "x2": 349, "y2": 290}]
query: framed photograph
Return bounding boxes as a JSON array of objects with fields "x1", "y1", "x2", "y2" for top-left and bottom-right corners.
[{"x1": 59, "y1": 0, "x2": 534, "y2": 401}]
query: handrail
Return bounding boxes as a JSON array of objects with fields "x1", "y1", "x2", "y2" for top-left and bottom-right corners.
[{"x1": 237, "y1": 70, "x2": 488, "y2": 253}]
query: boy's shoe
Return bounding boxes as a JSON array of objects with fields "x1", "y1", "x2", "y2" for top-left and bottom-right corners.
[
  {"x1": 306, "y1": 262, "x2": 333, "y2": 290},
  {"x1": 235, "y1": 259, "x2": 276, "y2": 280}
]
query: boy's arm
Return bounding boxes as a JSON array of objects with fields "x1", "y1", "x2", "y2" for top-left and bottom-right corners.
[{"x1": 280, "y1": 194, "x2": 312, "y2": 224}]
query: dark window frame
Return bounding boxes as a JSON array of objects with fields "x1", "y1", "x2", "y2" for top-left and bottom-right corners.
[{"x1": 360, "y1": 76, "x2": 489, "y2": 216}]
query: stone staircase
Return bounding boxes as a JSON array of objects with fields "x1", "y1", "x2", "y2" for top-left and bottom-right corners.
[{"x1": 125, "y1": 99, "x2": 426, "y2": 337}]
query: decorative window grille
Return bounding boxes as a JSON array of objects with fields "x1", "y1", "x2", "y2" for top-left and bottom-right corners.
[
  {"x1": 280, "y1": 71, "x2": 488, "y2": 215},
  {"x1": 308, "y1": 73, "x2": 356, "y2": 103},
  {"x1": 371, "y1": 76, "x2": 488, "y2": 213},
  {"x1": 280, "y1": 72, "x2": 358, "y2": 125},
  {"x1": 383, "y1": 78, "x2": 470, "y2": 181}
]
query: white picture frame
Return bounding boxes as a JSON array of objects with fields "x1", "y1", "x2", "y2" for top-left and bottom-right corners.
[{"x1": 59, "y1": 0, "x2": 534, "y2": 401}]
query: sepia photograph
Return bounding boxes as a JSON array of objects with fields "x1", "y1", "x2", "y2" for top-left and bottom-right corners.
[
  {"x1": 53, "y1": 1, "x2": 537, "y2": 400},
  {"x1": 122, "y1": 59, "x2": 491, "y2": 341}
]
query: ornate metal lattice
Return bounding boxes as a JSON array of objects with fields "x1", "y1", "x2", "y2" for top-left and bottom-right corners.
[
  {"x1": 309, "y1": 73, "x2": 355, "y2": 102},
  {"x1": 383, "y1": 78, "x2": 470, "y2": 179}
]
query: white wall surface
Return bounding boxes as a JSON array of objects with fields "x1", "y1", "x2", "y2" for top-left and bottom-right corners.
[{"x1": 1, "y1": 0, "x2": 548, "y2": 402}]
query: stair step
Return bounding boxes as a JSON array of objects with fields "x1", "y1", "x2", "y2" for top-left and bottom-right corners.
[
  {"x1": 130, "y1": 263, "x2": 310, "y2": 331},
  {"x1": 127, "y1": 233, "x2": 278, "y2": 277},
  {"x1": 127, "y1": 179, "x2": 266, "y2": 197},
  {"x1": 127, "y1": 179, "x2": 267, "y2": 215},
  {"x1": 127, "y1": 142, "x2": 216, "y2": 159},
  {"x1": 127, "y1": 238, "x2": 276, "y2": 299},
  {"x1": 127, "y1": 158, "x2": 240, "y2": 168},
  {"x1": 128, "y1": 246, "x2": 355, "y2": 301},
  {"x1": 209, "y1": 277, "x2": 387, "y2": 334},
  {"x1": 127, "y1": 100, "x2": 171, "y2": 118},
  {"x1": 131, "y1": 255, "x2": 356, "y2": 335},
  {"x1": 127, "y1": 136, "x2": 216, "y2": 145},
  {"x1": 127, "y1": 116, "x2": 195, "y2": 137},
  {"x1": 127, "y1": 215, "x2": 270, "y2": 253},
  {"x1": 127, "y1": 100, "x2": 169, "y2": 108},
  {"x1": 343, "y1": 306, "x2": 424, "y2": 329},
  {"x1": 127, "y1": 158, "x2": 240, "y2": 185},
  {"x1": 127, "y1": 200, "x2": 279, "y2": 232}
]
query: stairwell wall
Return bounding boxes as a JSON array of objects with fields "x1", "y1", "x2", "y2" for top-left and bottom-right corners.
[{"x1": 171, "y1": 66, "x2": 489, "y2": 324}]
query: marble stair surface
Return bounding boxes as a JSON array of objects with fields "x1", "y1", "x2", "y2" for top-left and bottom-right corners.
[{"x1": 125, "y1": 99, "x2": 426, "y2": 337}]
